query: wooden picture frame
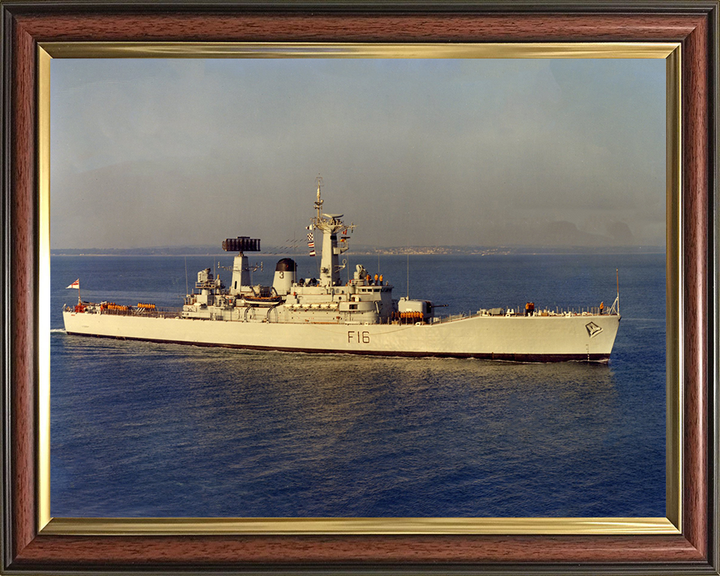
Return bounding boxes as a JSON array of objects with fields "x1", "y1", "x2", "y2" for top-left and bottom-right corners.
[{"x1": 2, "y1": 1, "x2": 718, "y2": 573}]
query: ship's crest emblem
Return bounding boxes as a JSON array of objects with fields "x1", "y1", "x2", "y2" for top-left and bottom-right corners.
[{"x1": 585, "y1": 322, "x2": 603, "y2": 338}]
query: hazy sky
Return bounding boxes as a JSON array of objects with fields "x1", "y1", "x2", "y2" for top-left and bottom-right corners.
[{"x1": 50, "y1": 57, "x2": 665, "y2": 249}]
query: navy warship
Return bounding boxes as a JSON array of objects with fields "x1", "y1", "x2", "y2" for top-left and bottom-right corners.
[{"x1": 63, "y1": 179, "x2": 621, "y2": 362}]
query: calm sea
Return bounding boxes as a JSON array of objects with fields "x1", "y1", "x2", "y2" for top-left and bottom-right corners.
[{"x1": 50, "y1": 252, "x2": 665, "y2": 517}]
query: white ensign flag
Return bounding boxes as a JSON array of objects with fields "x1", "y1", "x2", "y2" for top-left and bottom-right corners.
[{"x1": 66, "y1": 279, "x2": 80, "y2": 289}]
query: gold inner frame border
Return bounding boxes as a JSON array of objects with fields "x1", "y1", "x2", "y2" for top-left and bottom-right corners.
[{"x1": 36, "y1": 41, "x2": 682, "y2": 537}]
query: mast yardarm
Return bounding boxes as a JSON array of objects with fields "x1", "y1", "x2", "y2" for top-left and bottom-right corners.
[{"x1": 311, "y1": 176, "x2": 352, "y2": 287}]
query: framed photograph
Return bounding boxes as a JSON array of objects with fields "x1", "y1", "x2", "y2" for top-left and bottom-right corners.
[{"x1": 2, "y1": 1, "x2": 717, "y2": 574}]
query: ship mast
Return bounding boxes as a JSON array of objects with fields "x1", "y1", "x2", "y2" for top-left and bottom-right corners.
[
  {"x1": 315, "y1": 176, "x2": 324, "y2": 220},
  {"x1": 310, "y1": 176, "x2": 351, "y2": 287},
  {"x1": 615, "y1": 268, "x2": 620, "y2": 315},
  {"x1": 609, "y1": 268, "x2": 620, "y2": 315}
]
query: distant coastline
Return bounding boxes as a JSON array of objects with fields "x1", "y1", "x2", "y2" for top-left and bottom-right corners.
[{"x1": 51, "y1": 245, "x2": 666, "y2": 257}]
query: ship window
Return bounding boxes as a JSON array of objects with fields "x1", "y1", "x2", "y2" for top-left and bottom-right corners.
[{"x1": 350, "y1": 304, "x2": 358, "y2": 310}]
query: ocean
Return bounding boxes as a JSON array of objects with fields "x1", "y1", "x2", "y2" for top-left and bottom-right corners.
[{"x1": 50, "y1": 252, "x2": 666, "y2": 518}]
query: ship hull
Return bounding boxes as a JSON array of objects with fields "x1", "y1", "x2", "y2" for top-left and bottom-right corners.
[{"x1": 63, "y1": 311, "x2": 621, "y2": 362}]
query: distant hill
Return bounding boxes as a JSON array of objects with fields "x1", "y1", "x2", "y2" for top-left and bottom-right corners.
[
  {"x1": 51, "y1": 246, "x2": 224, "y2": 256},
  {"x1": 52, "y1": 244, "x2": 665, "y2": 257}
]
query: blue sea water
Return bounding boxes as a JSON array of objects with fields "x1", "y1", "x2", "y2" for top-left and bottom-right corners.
[{"x1": 50, "y1": 252, "x2": 666, "y2": 517}]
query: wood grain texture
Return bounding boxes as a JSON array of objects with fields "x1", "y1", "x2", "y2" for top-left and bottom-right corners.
[
  {"x1": 12, "y1": 534, "x2": 706, "y2": 566},
  {"x1": 3, "y1": 3, "x2": 716, "y2": 572},
  {"x1": 14, "y1": 12, "x2": 704, "y2": 43},
  {"x1": 10, "y1": 18, "x2": 37, "y2": 560},
  {"x1": 681, "y1": 7, "x2": 710, "y2": 560}
]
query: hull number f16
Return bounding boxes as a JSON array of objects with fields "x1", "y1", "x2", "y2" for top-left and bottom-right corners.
[{"x1": 348, "y1": 330, "x2": 370, "y2": 344}]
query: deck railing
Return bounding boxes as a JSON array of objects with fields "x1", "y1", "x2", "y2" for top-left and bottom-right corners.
[{"x1": 66, "y1": 303, "x2": 616, "y2": 325}]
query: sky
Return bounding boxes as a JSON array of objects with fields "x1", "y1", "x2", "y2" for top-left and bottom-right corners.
[{"x1": 50, "y1": 57, "x2": 666, "y2": 250}]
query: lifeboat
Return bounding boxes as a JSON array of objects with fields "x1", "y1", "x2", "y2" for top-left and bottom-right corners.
[{"x1": 242, "y1": 295, "x2": 282, "y2": 306}]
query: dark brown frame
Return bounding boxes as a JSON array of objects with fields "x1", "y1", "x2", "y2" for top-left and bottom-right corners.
[{"x1": 1, "y1": 2, "x2": 718, "y2": 573}]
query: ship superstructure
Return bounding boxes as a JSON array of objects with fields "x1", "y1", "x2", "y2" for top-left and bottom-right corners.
[{"x1": 63, "y1": 179, "x2": 621, "y2": 362}]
